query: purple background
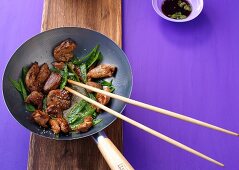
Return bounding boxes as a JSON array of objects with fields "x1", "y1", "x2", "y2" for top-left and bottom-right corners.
[{"x1": 1, "y1": 0, "x2": 239, "y2": 169}]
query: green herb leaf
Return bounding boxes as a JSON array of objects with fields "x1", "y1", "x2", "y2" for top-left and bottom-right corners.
[
  {"x1": 69, "y1": 108, "x2": 95, "y2": 130},
  {"x1": 93, "y1": 119, "x2": 102, "y2": 126},
  {"x1": 71, "y1": 56, "x2": 82, "y2": 65},
  {"x1": 10, "y1": 66, "x2": 36, "y2": 112},
  {"x1": 88, "y1": 93, "x2": 96, "y2": 101},
  {"x1": 71, "y1": 45, "x2": 100, "y2": 66},
  {"x1": 67, "y1": 99, "x2": 97, "y2": 130},
  {"x1": 79, "y1": 63, "x2": 87, "y2": 83},
  {"x1": 60, "y1": 65, "x2": 68, "y2": 89},
  {"x1": 9, "y1": 78, "x2": 22, "y2": 92},
  {"x1": 100, "y1": 79, "x2": 115, "y2": 92},
  {"x1": 25, "y1": 104, "x2": 35, "y2": 112},
  {"x1": 51, "y1": 67, "x2": 61, "y2": 74},
  {"x1": 19, "y1": 78, "x2": 28, "y2": 100},
  {"x1": 67, "y1": 62, "x2": 80, "y2": 82},
  {"x1": 86, "y1": 48, "x2": 100, "y2": 69},
  {"x1": 92, "y1": 112, "x2": 97, "y2": 119},
  {"x1": 67, "y1": 100, "x2": 87, "y2": 124},
  {"x1": 22, "y1": 66, "x2": 28, "y2": 80},
  {"x1": 43, "y1": 97, "x2": 47, "y2": 111},
  {"x1": 68, "y1": 75, "x2": 77, "y2": 81}
]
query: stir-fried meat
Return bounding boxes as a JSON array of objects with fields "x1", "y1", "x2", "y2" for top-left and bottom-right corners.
[
  {"x1": 53, "y1": 39, "x2": 77, "y2": 62},
  {"x1": 37, "y1": 63, "x2": 51, "y2": 89},
  {"x1": 45, "y1": 104, "x2": 63, "y2": 116},
  {"x1": 96, "y1": 86, "x2": 111, "y2": 106},
  {"x1": 86, "y1": 81, "x2": 102, "y2": 93},
  {"x1": 25, "y1": 62, "x2": 51, "y2": 92},
  {"x1": 87, "y1": 64, "x2": 116, "y2": 79},
  {"x1": 25, "y1": 62, "x2": 40, "y2": 92},
  {"x1": 49, "y1": 119, "x2": 61, "y2": 134},
  {"x1": 76, "y1": 116, "x2": 93, "y2": 132},
  {"x1": 56, "y1": 118, "x2": 70, "y2": 133},
  {"x1": 52, "y1": 62, "x2": 65, "y2": 70},
  {"x1": 49, "y1": 117, "x2": 69, "y2": 134},
  {"x1": 43, "y1": 72, "x2": 62, "y2": 92},
  {"x1": 32, "y1": 110, "x2": 49, "y2": 128},
  {"x1": 47, "y1": 89, "x2": 71, "y2": 110},
  {"x1": 25, "y1": 91, "x2": 44, "y2": 109}
]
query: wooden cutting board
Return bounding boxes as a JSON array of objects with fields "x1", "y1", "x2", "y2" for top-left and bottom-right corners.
[{"x1": 28, "y1": 0, "x2": 122, "y2": 169}]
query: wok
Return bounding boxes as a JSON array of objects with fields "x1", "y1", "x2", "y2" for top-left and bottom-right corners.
[{"x1": 3, "y1": 27, "x2": 133, "y2": 169}]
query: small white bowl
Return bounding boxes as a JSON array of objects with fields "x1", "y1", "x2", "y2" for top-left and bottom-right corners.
[{"x1": 152, "y1": 0, "x2": 204, "y2": 22}]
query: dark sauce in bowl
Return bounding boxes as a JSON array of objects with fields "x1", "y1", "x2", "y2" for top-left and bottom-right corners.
[{"x1": 162, "y1": 0, "x2": 192, "y2": 20}]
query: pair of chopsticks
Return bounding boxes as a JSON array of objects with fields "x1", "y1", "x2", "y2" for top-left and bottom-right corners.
[{"x1": 65, "y1": 79, "x2": 238, "y2": 167}]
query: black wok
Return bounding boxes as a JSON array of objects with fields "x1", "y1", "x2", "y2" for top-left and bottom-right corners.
[{"x1": 2, "y1": 27, "x2": 133, "y2": 169}]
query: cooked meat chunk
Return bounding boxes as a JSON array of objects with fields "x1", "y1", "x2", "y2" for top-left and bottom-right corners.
[
  {"x1": 25, "y1": 62, "x2": 40, "y2": 92},
  {"x1": 49, "y1": 119, "x2": 61, "y2": 134},
  {"x1": 46, "y1": 104, "x2": 63, "y2": 116},
  {"x1": 32, "y1": 110, "x2": 49, "y2": 128},
  {"x1": 87, "y1": 64, "x2": 116, "y2": 79},
  {"x1": 53, "y1": 39, "x2": 76, "y2": 62},
  {"x1": 49, "y1": 117, "x2": 70, "y2": 134},
  {"x1": 47, "y1": 89, "x2": 71, "y2": 110},
  {"x1": 52, "y1": 62, "x2": 65, "y2": 70},
  {"x1": 86, "y1": 81, "x2": 102, "y2": 93},
  {"x1": 76, "y1": 116, "x2": 93, "y2": 132},
  {"x1": 96, "y1": 86, "x2": 111, "y2": 106},
  {"x1": 25, "y1": 91, "x2": 44, "y2": 109},
  {"x1": 37, "y1": 63, "x2": 51, "y2": 89},
  {"x1": 43, "y1": 72, "x2": 62, "y2": 92},
  {"x1": 25, "y1": 62, "x2": 51, "y2": 92},
  {"x1": 56, "y1": 118, "x2": 70, "y2": 133}
]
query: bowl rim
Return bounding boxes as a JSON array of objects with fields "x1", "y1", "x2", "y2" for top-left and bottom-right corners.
[{"x1": 152, "y1": 0, "x2": 204, "y2": 22}]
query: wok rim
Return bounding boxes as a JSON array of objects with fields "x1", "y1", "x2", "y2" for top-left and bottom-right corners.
[{"x1": 2, "y1": 27, "x2": 133, "y2": 140}]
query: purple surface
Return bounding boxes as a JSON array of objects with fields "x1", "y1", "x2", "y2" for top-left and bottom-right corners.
[
  {"x1": 123, "y1": 0, "x2": 239, "y2": 170},
  {"x1": 0, "y1": 1, "x2": 43, "y2": 170},
  {"x1": 1, "y1": 0, "x2": 239, "y2": 170}
]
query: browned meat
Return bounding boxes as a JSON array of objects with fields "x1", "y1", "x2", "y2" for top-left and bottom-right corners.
[
  {"x1": 43, "y1": 72, "x2": 62, "y2": 92},
  {"x1": 87, "y1": 64, "x2": 116, "y2": 79},
  {"x1": 25, "y1": 63, "x2": 51, "y2": 92},
  {"x1": 56, "y1": 118, "x2": 70, "y2": 133},
  {"x1": 25, "y1": 62, "x2": 40, "y2": 92},
  {"x1": 45, "y1": 104, "x2": 63, "y2": 116},
  {"x1": 53, "y1": 39, "x2": 76, "y2": 62},
  {"x1": 86, "y1": 81, "x2": 102, "y2": 93},
  {"x1": 49, "y1": 117, "x2": 70, "y2": 134},
  {"x1": 52, "y1": 62, "x2": 65, "y2": 70},
  {"x1": 49, "y1": 119, "x2": 61, "y2": 134},
  {"x1": 76, "y1": 116, "x2": 93, "y2": 132},
  {"x1": 47, "y1": 89, "x2": 71, "y2": 110},
  {"x1": 96, "y1": 86, "x2": 111, "y2": 106},
  {"x1": 32, "y1": 110, "x2": 49, "y2": 128},
  {"x1": 25, "y1": 91, "x2": 44, "y2": 109},
  {"x1": 37, "y1": 63, "x2": 51, "y2": 89}
]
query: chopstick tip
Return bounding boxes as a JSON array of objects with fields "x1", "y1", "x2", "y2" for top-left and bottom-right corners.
[{"x1": 219, "y1": 163, "x2": 224, "y2": 167}]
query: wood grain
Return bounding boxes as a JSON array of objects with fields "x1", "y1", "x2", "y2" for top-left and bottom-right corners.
[{"x1": 28, "y1": 0, "x2": 122, "y2": 169}]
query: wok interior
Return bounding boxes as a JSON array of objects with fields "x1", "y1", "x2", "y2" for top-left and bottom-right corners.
[{"x1": 3, "y1": 27, "x2": 132, "y2": 140}]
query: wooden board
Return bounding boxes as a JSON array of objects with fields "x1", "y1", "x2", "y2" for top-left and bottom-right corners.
[{"x1": 28, "y1": 0, "x2": 122, "y2": 169}]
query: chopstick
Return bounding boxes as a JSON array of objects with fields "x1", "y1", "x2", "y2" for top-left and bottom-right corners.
[
  {"x1": 64, "y1": 86, "x2": 224, "y2": 167},
  {"x1": 68, "y1": 79, "x2": 239, "y2": 136}
]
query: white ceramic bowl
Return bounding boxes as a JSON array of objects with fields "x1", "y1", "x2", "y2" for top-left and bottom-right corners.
[{"x1": 152, "y1": 0, "x2": 204, "y2": 22}]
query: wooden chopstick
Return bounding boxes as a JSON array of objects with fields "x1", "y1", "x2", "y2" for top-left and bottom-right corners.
[
  {"x1": 65, "y1": 86, "x2": 224, "y2": 166},
  {"x1": 68, "y1": 79, "x2": 239, "y2": 136}
]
